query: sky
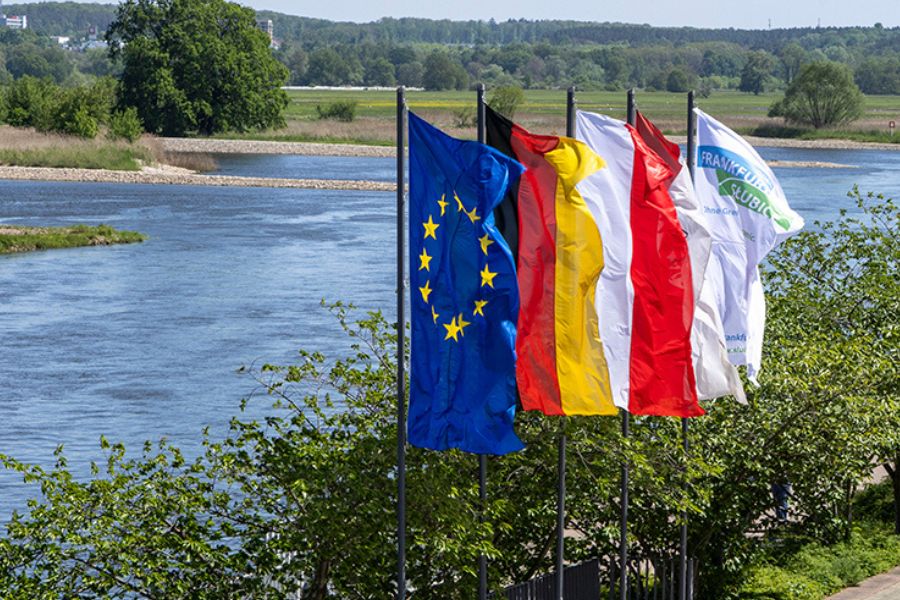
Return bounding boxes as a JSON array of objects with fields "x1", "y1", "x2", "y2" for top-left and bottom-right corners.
[{"x1": 58, "y1": 0, "x2": 899, "y2": 29}]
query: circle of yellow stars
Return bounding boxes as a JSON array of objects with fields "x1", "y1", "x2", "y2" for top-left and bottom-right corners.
[{"x1": 417, "y1": 191, "x2": 498, "y2": 342}]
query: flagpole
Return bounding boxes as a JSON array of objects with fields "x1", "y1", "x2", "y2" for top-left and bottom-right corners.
[
  {"x1": 618, "y1": 87, "x2": 636, "y2": 600},
  {"x1": 396, "y1": 85, "x2": 407, "y2": 600},
  {"x1": 476, "y1": 82, "x2": 489, "y2": 600},
  {"x1": 680, "y1": 89, "x2": 697, "y2": 600}
]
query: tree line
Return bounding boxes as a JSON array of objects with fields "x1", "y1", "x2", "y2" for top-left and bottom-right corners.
[{"x1": 2, "y1": 3, "x2": 900, "y2": 95}]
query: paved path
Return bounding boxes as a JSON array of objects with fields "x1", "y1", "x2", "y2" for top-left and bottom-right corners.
[{"x1": 827, "y1": 567, "x2": 900, "y2": 600}]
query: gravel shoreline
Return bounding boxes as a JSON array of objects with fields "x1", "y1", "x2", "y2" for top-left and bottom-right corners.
[
  {"x1": 160, "y1": 135, "x2": 900, "y2": 156},
  {"x1": 0, "y1": 135, "x2": 883, "y2": 190},
  {"x1": 0, "y1": 165, "x2": 395, "y2": 191}
]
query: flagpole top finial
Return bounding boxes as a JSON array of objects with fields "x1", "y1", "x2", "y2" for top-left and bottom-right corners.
[{"x1": 477, "y1": 82, "x2": 485, "y2": 92}]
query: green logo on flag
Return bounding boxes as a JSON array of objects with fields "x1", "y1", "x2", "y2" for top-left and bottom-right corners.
[{"x1": 715, "y1": 169, "x2": 792, "y2": 231}]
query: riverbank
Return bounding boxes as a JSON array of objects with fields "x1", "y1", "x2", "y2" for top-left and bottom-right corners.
[
  {"x1": 0, "y1": 224, "x2": 146, "y2": 254},
  {"x1": 159, "y1": 135, "x2": 900, "y2": 157},
  {"x1": 0, "y1": 164, "x2": 395, "y2": 191}
]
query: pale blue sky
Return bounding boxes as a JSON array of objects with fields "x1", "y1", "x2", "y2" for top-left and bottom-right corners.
[{"x1": 64, "y1": 0, "x2": 898, "y2": 29}]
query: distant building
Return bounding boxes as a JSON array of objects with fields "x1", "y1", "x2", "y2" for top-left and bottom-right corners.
[
  {"x1": 5, "y1": 15, "x2": 27, "y2": 29},
  {"x1": 52, "y1": 36, "x2": 70, "y2": 45},
  {"x1": 0, "y1": 1, "x2": 28, "y2": 29},
  {"x1": 256, "y1": 19, "x2": 274, "y2": 45}
]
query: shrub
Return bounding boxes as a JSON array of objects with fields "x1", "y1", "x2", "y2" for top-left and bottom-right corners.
[
  {"x1": 107, "y1": 107, "x2": 144, "y2": 143},
  {"x1": 737, "y1": 565, "x2": 823, "y2": 600},
  {"x1": 452, "y1": 106, "x2": 476, "y2": 128},
  {"x1": 315, "y1": 101, "x2": 357, "y2": 122},
  {"x1": 853, "y1": 481, "x2": 894, "y2": 524},
  {"x1": 488, "y1": 86, "x2": 524, "y2": 119}
]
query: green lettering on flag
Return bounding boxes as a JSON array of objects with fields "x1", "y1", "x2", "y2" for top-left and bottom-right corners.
[{"x1": 715, "y1": 169, "x2": 792, "y2": 231}]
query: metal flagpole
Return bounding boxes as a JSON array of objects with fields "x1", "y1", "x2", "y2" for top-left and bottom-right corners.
[
  {"x1": 552, "y1": 85, "x2": 577, "y2": 600},
  {"x1": 618, "y1": 88, "x2": 636, "y2": 600},
  {"x1": 476, "y1": 82, "x2": 489, "y2": 600},
  {"x1": 396, "y1": 85, "x2": 407, "y2": 600},
  {"x1": 680, "y1": 90, "x2": 698, "y2": 600}
]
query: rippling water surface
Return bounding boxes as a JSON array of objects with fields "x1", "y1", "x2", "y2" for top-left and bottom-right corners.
[{"x1": 0, "y1": 149, "x2": 897, "y2": 518}]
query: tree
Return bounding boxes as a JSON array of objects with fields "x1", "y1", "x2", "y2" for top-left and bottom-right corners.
[
  {"x1": 487, "y1": 86, "x2": 524, "y2": 118},
  {"x1": 769, "y1": 61, "x2": 864, "y2": 128},
  {"x1": 739, "y1": 50, "x2": 775, "y2": 94},
  {"x1": 423, "y1": 50, "x2": 467, "y2": 90},
  {"x1": 778, "y1": 42, "x2": 807, "y2": 84},
  {"x1": 305, "y1": 47, "x2": 352, "y2": 86},
  {"x1": 666, "y1": 67, "x2": 694, "y2": 92},
  {"x1": 106, "y1": 0, "x2": 288, "y2": 136},
  {"x1": 855, "y1": 56, "x2": 900, "y2": 95}
]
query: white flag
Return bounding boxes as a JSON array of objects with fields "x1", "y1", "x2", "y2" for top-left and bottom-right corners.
[{"x1": 693, "y1": 109, "x2": 804, "y2": 382}]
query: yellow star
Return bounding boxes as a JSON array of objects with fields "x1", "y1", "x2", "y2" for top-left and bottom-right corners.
[
  {"x1": 431, "y1": 305, "x2": 439, "y2": 324},
  {"x1": 454, "y1": 192, "x2": 465, "y2": 213},
  {"x1": 422, "y1": 215, "x2": 439, "y2": 240},
  {"x1": 480, "y1": 264, "x2": 498, "y2": 288},
  {"x1": 443, "y1": 316, "x2": 461, "y2": 341},
  {"x1": 419, "y1": 279, "x2": 432, "y2": 303},
  {"x1": 473, "y1": 299, "x2": 488, "y2": 317},
  {"x1": 418, "y1": 248, "x2": 433, "y2": 272},
  {"x1": 457, "y1": 313, "x2": 471, "y2": 336},
  {"x1": 465, "y1": 206, "x2": 481, "y2": 224},
  {"x1": 479, "y1": 233, "x2": 494, "y2": 255},
  {"x1": 437, "y1": 194, "x2": 449, "y2": 216}
]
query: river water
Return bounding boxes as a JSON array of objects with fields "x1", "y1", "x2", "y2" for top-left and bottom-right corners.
[{"x1": 0, "y1": 148, "x2": 898, "y2": 519}]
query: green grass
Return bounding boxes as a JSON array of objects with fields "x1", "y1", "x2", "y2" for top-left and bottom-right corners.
[
  {"x1": 209, "y1": 89, "x2": 900, "y2": 145},
  {"x1": 0, "y1": 224, "x2": 147, "y2": 254},
  {"x1": 0, "y1": 145, "x2": 156, "y2": 171}
]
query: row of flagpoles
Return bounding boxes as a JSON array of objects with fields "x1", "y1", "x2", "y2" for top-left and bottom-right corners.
[{"x1": 393, "y1": 84, "x2": 803, "y2": 600}]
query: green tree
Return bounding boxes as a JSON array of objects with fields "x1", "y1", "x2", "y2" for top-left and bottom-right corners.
[
  {"x1": 778, "y1": 42, "x2": 807, "y2": 84},
  {"x1": 106, "y1": 0, "x2": 288, "y2": 136},
  {"x1": 305, "y1": 47, "x2": 351, "y2": 86},
  {"x1": 739, "y1": 50, "x2": 776, "y2": 94},
  {"x1": 487, "y1": 85, "x2": 524, "y2": 118},
  {"x1": 423, "y1": 50, "x2": 467, "y2": 90},
  {"x1": 666, "y1": 67, "x2": 694, "y2": 92},
  {"x1": 769, "y1": 61, "x2": 864, "y2": 128}
]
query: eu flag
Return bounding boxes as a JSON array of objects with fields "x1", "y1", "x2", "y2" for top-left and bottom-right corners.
[{"x1": 408, "y1": 112, "x2": 525, "y2": 455}]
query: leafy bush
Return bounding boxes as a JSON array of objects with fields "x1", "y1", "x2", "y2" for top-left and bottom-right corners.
[
  {"x1": 853, "y1": 481, "x2": 894, "y2": 524},
  {"x1": 107, "y1": 107, "x2": 144, "y2": 142},
  {"x1": 737, "y1": 565, "x2": 823, "y2": 600},
  {"x1": 488, "y1": 86, "x2": 524, "y2": 119},
  {"x1": 315, "y1": 100, "x2": 357, "y2": 121},
  {"x1": 452, "y1": 106, "x2": 476, "y2": 127}
]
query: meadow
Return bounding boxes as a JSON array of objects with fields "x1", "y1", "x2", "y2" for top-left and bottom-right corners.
[{"x1": 219, "y1": 88, "x2": 900, "y2": 145}]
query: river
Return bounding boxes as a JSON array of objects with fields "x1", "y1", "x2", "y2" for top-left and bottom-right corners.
[{"x1": 0, "y1": 148, "x2": 897, "y2": 519}]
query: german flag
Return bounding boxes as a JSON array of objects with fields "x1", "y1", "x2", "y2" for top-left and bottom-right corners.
[{"x1": 486, "y1": 106, "x2": 616, "y2": 416}]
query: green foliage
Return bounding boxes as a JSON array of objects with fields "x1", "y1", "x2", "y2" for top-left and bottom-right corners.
[
  {"x1": 736, "y1": 565, "x2": 823, "y2": 600},
  {"x1": 487, "y1": 86, "x2": 524, "y2": 119},
  {"x1": 666, "y1": 67, "x2": 694, "y2": 93},
  {"x1": 107, "y1": 0, "x2": 289, "y2": 136},
  {"x1": 0, "y1": 144, "x2": 154, "y2": 170},
  {"x1": 0, "y1": 224, "x2": 146, "y2": 253},
  {"x1": 0, "y1": 194, "x2": 896, "y2": 597},
  {"x1": 740, "y1": 50, "x2": 776, "y2": 94},
  {"x1": 423, "y1": 50, "x2": 467, "y2": 91},
  {"x1": 854, "y1": 480, "x2": 895, "y2": 525},
  {"x1": 855, "y1": 57, "x2": 900, "y2": 94},
  {"x1": 107, "y1": 106, "x2": 143, "y2": 142},
  {"x1": 314, "y1": 100, "x2": 357, "y2": 121},
  {"x1": 3, "y1": 76, "x2": 116, "y2": 138},
  {"x1": 769, "y1": 62, "x2": 864, "y2": 129}
]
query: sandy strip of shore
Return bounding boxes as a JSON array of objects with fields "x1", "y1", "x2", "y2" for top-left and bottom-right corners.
[
  {"x1": 161, "y1": 135, "x2": 900, "y2": 157},
  {"x1": 161, "y1": 137, "x2": 395, "y2": 157},
  {"x1": 0, "y1": 165, "x2": 395, "y2": 191}
]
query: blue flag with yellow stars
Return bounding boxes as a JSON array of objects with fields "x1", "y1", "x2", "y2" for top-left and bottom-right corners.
[{"x1": 408, "y1": 111, "x2": 526, "y2": 455}]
